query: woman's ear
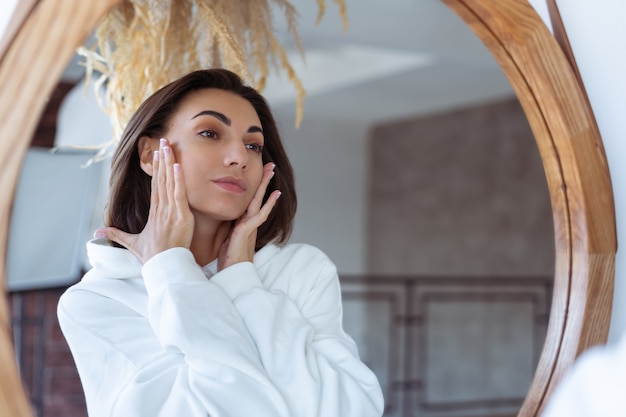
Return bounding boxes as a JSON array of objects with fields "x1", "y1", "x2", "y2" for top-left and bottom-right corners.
[{"x1": 138, "y1": 136, "x2": 158, "y2": 176}]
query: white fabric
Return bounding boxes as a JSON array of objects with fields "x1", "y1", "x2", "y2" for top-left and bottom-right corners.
[
  {"x1": 58, "y1": 239, "x2": 384, "y2": 417},
  {"x1": 541, "y1": 331, "x2": 626, "y2": 417}
]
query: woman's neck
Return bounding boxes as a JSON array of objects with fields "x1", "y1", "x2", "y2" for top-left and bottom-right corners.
[{"x1": 189, "y1": 218, "x2": 232, "y2": 266}]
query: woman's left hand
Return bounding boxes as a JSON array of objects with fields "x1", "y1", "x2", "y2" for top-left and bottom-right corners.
[{"x1": 218, "y1": 162, "x2": 281, "y2": 270}]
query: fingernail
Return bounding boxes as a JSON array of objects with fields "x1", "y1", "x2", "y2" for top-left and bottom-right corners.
[
  {"x1": 275, "y1": 191, "x2": 282, "y2": 200},
  {"x1": 174, "y1": 163, "x2": 181, "y2": 174},
  {"x1": 94, "y1": 230, "x2": 106, "y2": 239},
  {"x1": 153, "y1": 150, "x2": 159, "y2": 161},
  {"x1": 160, "y1": 138, "x2": 167, "y2": 147},
  {"x1": 163, "y1": 146, "x2": 170, "y2": 156}
]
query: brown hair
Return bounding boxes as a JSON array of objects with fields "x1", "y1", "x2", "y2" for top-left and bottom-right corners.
[{"x1": 106, "y1": 68, "x2": 297, "y2": 250}]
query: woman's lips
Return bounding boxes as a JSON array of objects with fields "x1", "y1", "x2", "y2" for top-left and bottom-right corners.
[{"x1": 213, "y1": 176, "x2": 246, "y2": 193}]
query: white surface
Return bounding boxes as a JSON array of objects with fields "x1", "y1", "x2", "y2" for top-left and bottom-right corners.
[
  {"x1": 284, "y1": 119, "x2": 369, "y2": 271},
  {"x1": 56, "y1": 79, "x2": 114, "y2": 148},
  {"x1": 7, "y1": 149, "x2": 103, "y2": 291},
  {"x1": 263, "y1": 45, "x2": 434, "y2": 105},
  {"x1": 0, "y1": 0, "x2": 19, "y2": 44},
  {"x1": 528, "y1": 0, "x2": 554, "y2": 33}
]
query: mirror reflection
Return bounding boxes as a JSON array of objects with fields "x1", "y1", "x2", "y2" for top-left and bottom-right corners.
[{"x1": 7, "y1": 1, "x2": 554, "y2": 416}]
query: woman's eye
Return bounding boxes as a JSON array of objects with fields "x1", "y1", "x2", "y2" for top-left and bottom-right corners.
[
  {"x1": 199, "y1": 130, "x2": 217, "y2": 139},
  {"x1": 245, "y1": 143, "x2": 264, "y2": 153}
]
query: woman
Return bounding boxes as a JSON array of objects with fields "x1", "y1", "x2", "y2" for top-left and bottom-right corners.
[{"x1": 58, "y1": 69, "x2": 384, "y2": 417}]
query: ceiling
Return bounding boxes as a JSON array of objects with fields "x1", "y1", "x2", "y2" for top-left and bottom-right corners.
[
  {"x1": 262, "y1": 0, "x2": 517, "y2": 124},
  {"x1": 62, "y1": 0, "x2": 520, "y2": 126}
]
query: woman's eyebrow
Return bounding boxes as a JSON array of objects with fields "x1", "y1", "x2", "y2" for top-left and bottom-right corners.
[
  {"x1": 191, "y1": 110, "x2": 231, "y2": 125},
  {"x1": 191, "y1": 110, "x2": 262, "y2": 133}
]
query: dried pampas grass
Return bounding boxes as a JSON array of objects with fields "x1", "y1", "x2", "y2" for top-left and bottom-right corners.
[{"x1": 79, "y1": 0, "x2": 348, "y2": 162}]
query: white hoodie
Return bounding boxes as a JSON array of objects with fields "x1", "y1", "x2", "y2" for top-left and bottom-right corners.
[{"x1": 58, "y1": 239, "x2": 384, "y2": 417}]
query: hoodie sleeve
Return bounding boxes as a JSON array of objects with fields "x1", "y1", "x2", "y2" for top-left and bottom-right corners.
[
  {"x1": 59, "y1": 247, "x2": 291, "y2": 417},
  {"x1": 208, "y1": 246, "x2": 384, "y2": 417}
]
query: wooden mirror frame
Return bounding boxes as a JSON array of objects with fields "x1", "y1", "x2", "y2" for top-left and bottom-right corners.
[{"x1": 0, "y1": 0, "x2": 616, "y2": 416}]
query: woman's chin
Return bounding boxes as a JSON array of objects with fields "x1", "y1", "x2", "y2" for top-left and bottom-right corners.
[{"x1": 191, "y1": 207, "x2": 246, "y2": 223}]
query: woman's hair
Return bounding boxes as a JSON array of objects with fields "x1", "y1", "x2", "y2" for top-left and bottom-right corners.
[{"x1": 106, "y1": 68, "x2": 297, "y2": 250}]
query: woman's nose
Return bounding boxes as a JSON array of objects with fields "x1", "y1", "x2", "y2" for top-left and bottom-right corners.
[{"x1": 223, "y1": 140, "x2": 248, "y2": 168}]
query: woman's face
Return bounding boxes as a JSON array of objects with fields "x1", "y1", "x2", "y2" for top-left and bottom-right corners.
[{"x1": 158, "y1": 88, "x2": 265, "y2": 222}]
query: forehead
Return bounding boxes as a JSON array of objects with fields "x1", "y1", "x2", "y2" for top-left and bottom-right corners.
[{"x1": 173, "y1": 88, "x2": 261, "y2": 125}]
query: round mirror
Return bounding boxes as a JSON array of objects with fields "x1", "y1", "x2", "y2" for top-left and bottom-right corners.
[{"x1": 0, "y1": 1, "x2": 616, "y2": 416}]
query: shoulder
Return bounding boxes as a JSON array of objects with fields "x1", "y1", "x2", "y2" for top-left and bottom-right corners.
[
  {"x1": 58, "y1": 279, "x2": 138, "y2": 317},
  {"x1": 256, "y1": 242, "x2": 336, "y2": 274},
  {"x1": 57, "y1": 239, "x2": 147, "y2": 321},
  {"x1": 58, "y1": 272, "x2": 148, "y2": 331},
  {"x1": 57, "y1": 282, "x2": 119, "y2": 338},
  {"x1": 253, "y1": 243, "x2": 338, "y2": 297}
]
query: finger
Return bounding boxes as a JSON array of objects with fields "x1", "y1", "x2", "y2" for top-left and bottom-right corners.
[
  {"x1": 173, "y1": 163, "x2": 190, "y2": 213},
  {"x1": 93, "y1": 227, "x2": 134, "y2": 250},
  {"x1": 247, "y1": 163, "x2": 276, "y2": 215},
  {"x1": 157, "y1": 139, "x2": 169, "y2": 212},
  {"x1": 247, "y1": 189, "x2": 281, "y2": 228},
  {"x1": 148, "y1": 150, "x2": 159, "y2": 218},
  {"x1": 161, "y1": 138, "x2": 177, "y2": 206}
]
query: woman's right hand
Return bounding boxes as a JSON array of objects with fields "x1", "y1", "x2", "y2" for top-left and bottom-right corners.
[{"x1": 94, "y1": 138, "x2": 194, "y2": 264}]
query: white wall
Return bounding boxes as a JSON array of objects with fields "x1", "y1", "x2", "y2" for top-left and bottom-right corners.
[
  {"x1": 0, "y1": 0, "x2": 18, "y2": 39},
  {"x1": 529, "y1": 0, "x2": 626, "y2": 343},
  {"x1": 275, "y1": 114, "x2": 369, "y2": 274}
]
